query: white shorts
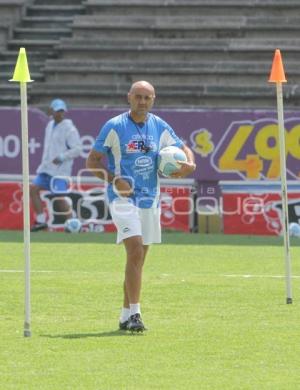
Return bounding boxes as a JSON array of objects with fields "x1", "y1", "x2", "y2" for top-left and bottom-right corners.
[{"x1": 109, "y1": 198, "x2": 161, "y2": 245}]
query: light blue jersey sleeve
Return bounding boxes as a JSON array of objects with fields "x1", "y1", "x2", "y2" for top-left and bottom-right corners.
[
  {"x1": 93, "y1": 119, "x2": 116, "y2": 154},
  {"x1": 156, "y1": 117, "x2": 184, "y2": 150}
]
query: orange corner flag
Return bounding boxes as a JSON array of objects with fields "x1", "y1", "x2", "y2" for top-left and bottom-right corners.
[{"x1": 269, "y1": 49, "x2": 287, "y2": 83}]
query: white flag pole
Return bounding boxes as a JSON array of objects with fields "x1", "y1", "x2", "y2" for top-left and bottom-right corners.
[
  {"x1": 20, "y1": 81, "x2": 32, "y2": 335},
  {"x1": 269, "y1": 49, "x2": 292, "y2": 304},
  {"x1": 276, "y1": 82, "x2": 292, "y2": 304},
  {"x1": 10, "y1": 48, "x2": 34, "y2": 335}
]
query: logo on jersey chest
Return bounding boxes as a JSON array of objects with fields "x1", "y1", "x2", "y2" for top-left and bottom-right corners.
[
  {"x1": 126, "y1": 139, "x2": 157, "y2": 153},
  {"x1": 135, "y1": 156, "x2": 152, "y2": 167},
  {"x1": 126, "y1": 140, "x2": 145, "y2": 153}
]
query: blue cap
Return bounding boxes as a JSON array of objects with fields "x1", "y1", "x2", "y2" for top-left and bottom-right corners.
[{"x1": 50, "y1": 99, "x2": 67, "y2": 112}]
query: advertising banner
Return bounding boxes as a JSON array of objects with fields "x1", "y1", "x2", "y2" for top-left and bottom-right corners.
[
  {"x1": 221, "y1": 182, "x2": 300, "y2": 235},
  {"x1": 0, "y1": 182, "x2": 194, "y2": 232},
  {"x1": 1, "y1": 107, "x2": 300, "y2": 181},
  {"x1": 1, "y1": 107, "x2": 300, "y2": 235}
]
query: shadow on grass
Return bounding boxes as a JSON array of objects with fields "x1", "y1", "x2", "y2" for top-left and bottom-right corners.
[{"x1": 40, "y1": 330, "x2": 143, "y2": 338}]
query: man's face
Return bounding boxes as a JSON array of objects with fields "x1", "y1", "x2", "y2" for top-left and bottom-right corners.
[
  {"x1": 51, "y1": 109, "x2": 65, "y2": 122},
  {"x1": 128, "y1": 86, "x2": 155, "y2": 116}
]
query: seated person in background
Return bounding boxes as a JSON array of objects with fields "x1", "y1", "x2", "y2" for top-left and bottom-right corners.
[{"x1": 30, "y1": 99, "x2": 82, "y2": 232}]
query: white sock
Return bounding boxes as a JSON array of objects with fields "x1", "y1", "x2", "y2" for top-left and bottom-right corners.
[
  {"x1": 120, "y1": 307, "x2": 130, "y2": 323},
  {"x1": 130, "y1": 303, "x2": 141, "y2": 316},
  {"x1": 36, "y1": 213, "x2": 46, "y2": 223}
]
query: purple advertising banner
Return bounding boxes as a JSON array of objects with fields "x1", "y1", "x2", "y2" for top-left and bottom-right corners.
[{"x1": 1, "y1": 107, "x2": 300, "y2": 181}]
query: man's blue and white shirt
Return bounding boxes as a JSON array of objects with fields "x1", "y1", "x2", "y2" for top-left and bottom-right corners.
[{"x1": 93, "y1": 112, "x2": 183, "y2": 208}]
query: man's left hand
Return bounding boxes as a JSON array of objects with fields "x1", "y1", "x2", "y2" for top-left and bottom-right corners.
[{"x1": 170, "y1": 161, "x2": 196, "y2": 178}]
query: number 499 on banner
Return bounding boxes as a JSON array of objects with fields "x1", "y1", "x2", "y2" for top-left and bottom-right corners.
[{"x1": 213, "y1": 120, "x2": 300, "y2": 180}]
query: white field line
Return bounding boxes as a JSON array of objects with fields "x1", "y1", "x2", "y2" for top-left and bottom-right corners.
[
  {"x1": 223, "y1": 274, "x2": 300, "y2": 279},
  {"x1": 1, "y1": 270, "x2": 300, "y2": 279},
  {"x1": 0, "y1": 270, "x2": 58, "y2": 273},
  {"x1": 0, "y1": 270, "x2": 105, "y2": 274}
]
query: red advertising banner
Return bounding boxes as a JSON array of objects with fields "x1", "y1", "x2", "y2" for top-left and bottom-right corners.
[
  {"x1": 0, "y1": 182, "x2": 194, "y2": 232},
  {"x1": 221, "y1": 182, "x2": 300, "y2": 235},
  {"x1": 160, "y1": 186, "x2": 193, "y2": 232},
  {"x1": 0, "y1": 183, "x2": 35, "y2": 230}
]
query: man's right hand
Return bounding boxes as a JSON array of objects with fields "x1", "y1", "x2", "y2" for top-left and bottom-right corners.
[{"x1": 113, "y1": 177, "x2": 133, "y2": 197}]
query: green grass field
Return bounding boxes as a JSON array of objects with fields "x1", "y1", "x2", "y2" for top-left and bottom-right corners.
[{"x1": 1, "y1": 231, "x2": 300, "y2": 390}]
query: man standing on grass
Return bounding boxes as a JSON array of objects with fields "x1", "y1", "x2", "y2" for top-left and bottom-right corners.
[
  {"x1": 30, "y1": 99, "x2": 82, "y2": 232},
  {"x1": 86, "y1": 81, "x2": 196, "y2": 332}
]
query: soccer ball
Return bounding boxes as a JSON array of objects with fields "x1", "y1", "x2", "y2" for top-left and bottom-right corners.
[
  {"x1": 64, "y1": 218, "x2": 82, "y2": 233},
  {"x1": 158, "y1": 146, "x2": 187, "y2": 177},
  {"x1": 289, "y1": 222, "x2": 300, "y2": 238}
]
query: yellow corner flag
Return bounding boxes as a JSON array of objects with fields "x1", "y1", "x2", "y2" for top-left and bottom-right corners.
[
  {"x1": 10, "y1": 47, "x2": 33, "y2": 83},
  {"x1": 10, "y1": 47, "x2": 33, "y2": 336}
]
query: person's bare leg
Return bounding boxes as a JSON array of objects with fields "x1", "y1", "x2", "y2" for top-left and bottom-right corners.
[
  {"x1": 30, "y1": 184, "x2": 44, "y2": 215},
  {"x1": 123, "y1": 235, "x2": 144, "y2": 304},
  {"x1": 123, "y1": 281, "x2": 129, "y2": 308},
  {"x1": 123, "y1": 236, "x2": 148, "y2": 331},
  {"x1": 123, "y1": 244, "x2": 148, "y2": 308}
]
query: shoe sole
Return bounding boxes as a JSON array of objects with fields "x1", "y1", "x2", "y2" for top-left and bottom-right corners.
[{"x1": 129, "y1": 326, "x2": 146, "y2": 333}]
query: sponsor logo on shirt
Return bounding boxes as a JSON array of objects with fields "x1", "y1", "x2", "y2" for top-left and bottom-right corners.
[
  {"x1": 126, "y1": 140, "x2": 145, "y2": 153},
  {"x1": 126, "y1": 140, "x2": 157, "y2": 153},
  {"x1": 135, "y1": 156, "x2": 152, "y2": 168}
]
